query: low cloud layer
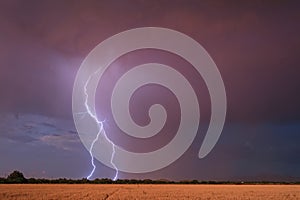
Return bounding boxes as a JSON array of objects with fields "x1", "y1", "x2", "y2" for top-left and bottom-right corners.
[{"x1": 0, "y1": 113, "x2": 80, "y2": 151}]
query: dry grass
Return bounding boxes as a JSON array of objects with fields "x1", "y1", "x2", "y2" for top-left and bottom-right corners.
[{"x1": 0, "y1": 184, "x2": 299, "y2": 200}]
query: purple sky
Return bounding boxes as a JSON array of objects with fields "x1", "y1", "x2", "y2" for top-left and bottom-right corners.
[{"x1": 0, "y1": 0, "x2": 300, "y2": 181}]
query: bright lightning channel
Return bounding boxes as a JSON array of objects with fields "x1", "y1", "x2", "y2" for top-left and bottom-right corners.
[{"x1": 81, "y1": 70, "x2": 118, "y2": 181}]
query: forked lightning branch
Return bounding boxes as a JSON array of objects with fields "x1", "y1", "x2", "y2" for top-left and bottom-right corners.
[{"x1": 72, "y1": 27, "x2": 226, "y2": 179}]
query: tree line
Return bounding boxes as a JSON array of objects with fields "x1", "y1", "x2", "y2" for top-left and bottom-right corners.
[{"x1": 1, "y1": 171, "x2": 299, "y2": 185}]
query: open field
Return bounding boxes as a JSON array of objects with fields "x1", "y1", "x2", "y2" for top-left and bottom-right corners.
[{"x1": 0, "y1": 184, "x2": 300, "y2": 200}]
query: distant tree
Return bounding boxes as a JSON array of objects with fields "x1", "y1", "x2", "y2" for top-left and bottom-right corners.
[
  {"x1": 0, "y1": 177, "x2": 6, "y2": 183},
  {"x1": 7, "y1": 170, "x2": 27, "y2": 183},
  {"x1": 27, "y1": 178, "x2": 37, "y2": 184},
  {"x1": 142, "y1": 179, "x2": 152, "y2": 184},
  {"x1": 81, "y1": 178, "x2": 89, "y2": 184}
]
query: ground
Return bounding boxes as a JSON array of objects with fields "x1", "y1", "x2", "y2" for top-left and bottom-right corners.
[{"x1": 0, "y1": 184, "x2": 299, "y2": 200}]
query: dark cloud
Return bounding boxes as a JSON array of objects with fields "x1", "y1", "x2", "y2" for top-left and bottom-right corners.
[{"x1": 0, "y1": 0, "x2": 299, "y2": 122}]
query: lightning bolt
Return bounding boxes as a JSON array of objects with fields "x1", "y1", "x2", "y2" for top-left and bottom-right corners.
[{"x1": 79, "y1": 70, "x2": 118, "y2": 181}]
